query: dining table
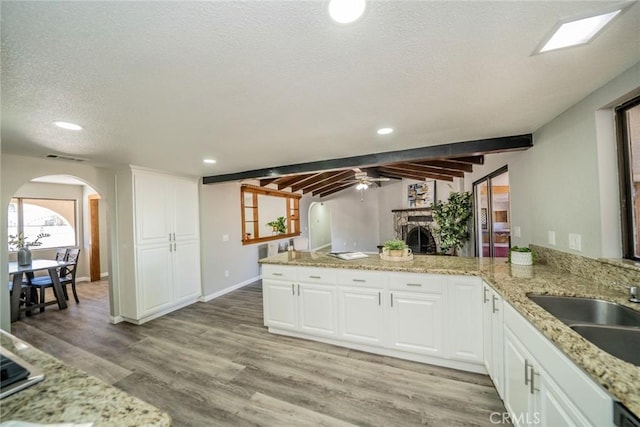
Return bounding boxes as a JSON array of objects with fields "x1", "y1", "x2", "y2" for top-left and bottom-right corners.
[{"x1": 9, "y1": 259, "x2": 69, "y2": 322}]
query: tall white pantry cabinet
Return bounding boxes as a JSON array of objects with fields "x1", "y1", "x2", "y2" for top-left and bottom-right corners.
[{"x1": 116, "y1": 167, "x2": 202, "y2": 324}]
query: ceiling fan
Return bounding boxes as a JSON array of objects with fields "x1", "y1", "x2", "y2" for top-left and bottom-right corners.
[{"x1": 342, "y1": 170, "x2": 390, "y2": 190}]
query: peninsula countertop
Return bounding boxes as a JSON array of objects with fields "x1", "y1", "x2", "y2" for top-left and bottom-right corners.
[
  {"x1": 0, "y1": 331, "x2": 171, "y2": 426},
  {"x1": 259, "y1": 251, "x2": 640, "y2": 418}
]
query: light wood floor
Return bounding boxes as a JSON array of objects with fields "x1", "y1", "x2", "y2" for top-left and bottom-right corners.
[{"x1": 11, "y1": 280, "x2": 508, "y2": 426}]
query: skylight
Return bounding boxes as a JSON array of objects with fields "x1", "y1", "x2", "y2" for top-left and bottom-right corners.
[{"x1": 538, "y1": 9, "x2": 622, "y2": 53}]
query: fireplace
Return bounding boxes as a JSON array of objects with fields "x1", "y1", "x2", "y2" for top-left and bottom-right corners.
[{"x1": 392, "y1": 208, "x2": 437, "y2": 254}]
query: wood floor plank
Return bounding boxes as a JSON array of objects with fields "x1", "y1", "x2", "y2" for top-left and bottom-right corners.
[{"x1": 11, "y1": 280, "x2": 509, "y2": 426}]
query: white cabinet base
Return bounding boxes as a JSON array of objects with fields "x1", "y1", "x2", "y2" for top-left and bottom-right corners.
[{"x1": 122, "y1": 295, "x2": 201, "y2": 325}]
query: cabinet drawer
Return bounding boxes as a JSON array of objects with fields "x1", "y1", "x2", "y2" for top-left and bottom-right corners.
[
  {"x1": 337, "y1": 269, "x2": 383, "y2": 287},
  {"x1": 297, "y1": 267, "x2": 337, "y2": 284},
  {"x1": 262, "y1": 265, "x2": 297, "y2": 281},
  {"x1": 387, "y1": 272, "x2": 443, "y2": 293}
]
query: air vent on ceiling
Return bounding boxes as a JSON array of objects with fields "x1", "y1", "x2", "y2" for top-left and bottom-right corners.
[{"x1": 46, "y1": 154, "x2": 87, "y2": 162}]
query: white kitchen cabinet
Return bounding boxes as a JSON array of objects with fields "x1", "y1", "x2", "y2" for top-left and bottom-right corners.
[
  {"x1": 503, "y1": 303, "x2": 613, "y2": 427},
  {"x1": 298, "y1": 282, "x2": 337, "y2": 338},
  {"x1": 338, "y1": 287, "x2": 384, "y2": 346},
  {"x1": 263, "y1": 279, "x2": 297, "y2": 331},
  {"x1": 388, "y1": 290, "x2": 444, "y2": 357},
  {"x1": 118, "y1": 167, "x2": 202, "y2": 324},
  {"x1": 483, "y1": 282, "x2": 504, "y2": 398},
  {"x1": 446, "y1": 276, "x2": 483, "y2": 364}
]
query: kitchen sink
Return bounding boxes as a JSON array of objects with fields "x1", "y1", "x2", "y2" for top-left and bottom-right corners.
[
  {"x1": 570, "y1": 325, "x2": 640, "y2": 366},
  {"x1": 528, "y1": 294, "x2": 640, "y2": 327},
  {"x1": 528, "y1": 294, "x2": 640, "y2": 365}
]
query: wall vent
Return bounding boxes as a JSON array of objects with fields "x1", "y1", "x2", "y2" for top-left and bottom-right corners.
[{"x1": 46, "y1": 154, "x2": 87, "y2": 162}]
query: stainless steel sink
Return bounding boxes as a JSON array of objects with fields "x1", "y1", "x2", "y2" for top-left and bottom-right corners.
[
  {"x1": 570, "y1": 325, "x2": 640, "y2": 366},
  {"x1": 528, "y1": 294, "x2": 640, "y2": 327},
  {"x1": 528, "y1": 294, "x2": 640, "y2": 365}
]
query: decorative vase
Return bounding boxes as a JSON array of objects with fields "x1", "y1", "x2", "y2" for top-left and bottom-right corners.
[
  {"x1": 17, "y1": 247, "x2": 32, "y2": 266},
  {"x1": 510, "y1": 251, "x2": 533, "y2": 266},
  {"x1": 389, "y1": 249, "x2": 403, "y2": 257}
]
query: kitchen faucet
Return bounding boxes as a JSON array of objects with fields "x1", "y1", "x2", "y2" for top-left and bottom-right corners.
[{"x1": 630, "y1": 286, "x2": 640, "y2": 303}]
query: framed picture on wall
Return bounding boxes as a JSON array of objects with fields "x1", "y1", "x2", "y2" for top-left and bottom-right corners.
[{"x1": 408, "y1": 180, "x2": 436, "y2": 208}]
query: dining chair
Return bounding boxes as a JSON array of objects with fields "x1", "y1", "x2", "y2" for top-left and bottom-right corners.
[{"x1": 29, "y1": 247, "x2": 81, "y2": 311}]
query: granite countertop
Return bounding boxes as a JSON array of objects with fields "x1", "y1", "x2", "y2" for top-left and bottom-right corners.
[
  {"x1": 0, "y1": 332, "x2": 171, "y2": 426},
  {"x1": 260, "y1": 251, "x2": 640, "y2": 417}
]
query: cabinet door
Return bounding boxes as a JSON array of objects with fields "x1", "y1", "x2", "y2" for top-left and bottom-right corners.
[
  {"x1": 388, "y1": 291, "x2": 443, "y2": 356},
  {"x1": 482, "y1": 284, "x2": 494, "y2": 374},
  {"x1": 447, "y1": 276, "x2": 483, "y2": 363},
  {"x1": 491, "y1": 289, "x2": 505, "y2": 399},
  {"x1": 173, "y1": 239, "x2": 202, "y2": 302},
  {"x1": 504, "y1": 327, "x2": 537, "y2": 427},
  {"x1": 298, "y1": 283, "x2": 337, "y2": 338},
  {"x1": 172, "y1": 177, "x2": 200, "y2": 241},
  {"x1": 263, "y1": 280, "x2": 297, "y2": 331},
  {"x1": 134, "y1": 173, "x2": 171, "y2": 245},
  {"x1": 539, "y1": 368, "x2": 589, "y2": 427},
  {"x1": 136, "y1": 244, "x2": 173, "y2": 316},
  {"x1": 338, "y1": 287, "x2": 384, "y2": 347}
]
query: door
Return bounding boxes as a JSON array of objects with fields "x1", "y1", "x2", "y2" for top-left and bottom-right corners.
[
  {"x1": 89, "y1": 196, "x2": 101, "y2": 282},
  {"x1": 173, "y1": 240, "x2": 202, "y2": 301},
  {"x1": 388, "y1": 291, "x2": 443, "y2": 356},
  {"x1": 172, "y1": 177, "x2": 200, "y2": 241},
  {"x1": 338, "y1": 287, "x2": 384, "y2": 346},
  {"x1": 136, "y1": 244, "x2": 173, "y2": 315},
  {"x1": 263, "y1": 280, "x2": 297, "y2": 331},
  {"x1": 447, "y1": 276, "x2": 483, "y2": 363},
  {"x1": 474, "y1": 167, "x2": 510, "y2": 258},
  {"x1": 297, "y1": 283, "x2": 337, "y2": 337},
  {"x1": 504, "y1": 327, "x2": 537, "y2": 427},
  {"x1": 134, "y1": 173, "x2": 171, "y2": 245}
]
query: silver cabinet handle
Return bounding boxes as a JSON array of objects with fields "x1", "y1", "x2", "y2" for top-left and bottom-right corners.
[
  {"x1": 530, "y1": 366, "x2": 539, "y2": 394},
  {"x1": 172, "y1": 232, "x2": 176, "y2": 241},
  {"x1": 272, "y1": 273, "x2": 283, "y2": 276},
  {"x1": 524, "y1": 359, "x2": 531, "y2": 387},
  {"x1": 169, "y1": 233, "x2": 172, "y2": 241},
  {"x1": 352, "y1": 279, "x2": 366, "y2": 283},
  {"x1": 492, "y1": 295, "x2": 499, "y2": 313},
  {"x1": 174, "y1": 242, "x2": 177, "y2": 251},
  {"x1": 378, "y1": 291, "x2": 381, "y2": 306},
  {"x1": 297, "y1": 284, "x2": 300, "y2": 296},
  {"x1": 483, "y1": 287, "x2": 489, "y2": 303},
  {"x1": 291, "y1": 284, "x2": 295, "y2": 295},
  {"x1": 309, "y1": 275, "x2": 321, "y2": 279},
  {"x1": 406, "y1": 283, "x2": 422, "y2": 287},
  {"x1": 169, "y1": 243, "x2": 172, "y2": 252},
  {"x1": 391, "y1": 292, "x2": 394, "y2": 307}
]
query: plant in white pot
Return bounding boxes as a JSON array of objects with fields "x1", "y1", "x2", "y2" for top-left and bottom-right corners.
[{"x1": 509, "y1": 246, "x2": 534, "y2": 266}]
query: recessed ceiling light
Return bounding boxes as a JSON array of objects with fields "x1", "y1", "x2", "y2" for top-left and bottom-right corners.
[
  {"x1": 328, "y1": 0, "x2": 366, "y2": 24},
  {"x1": 377, "y1": 127, "x2": 394, "y2": 135},
  {"x1": 537, "y1": 9, "x2": 622, "y2": 53},
  {"x1": 203, "y1": 159, "x2": 217, "y2": 164},
  {"x1": 53, "y1": 121, "x2": 83, "y2": 131}
]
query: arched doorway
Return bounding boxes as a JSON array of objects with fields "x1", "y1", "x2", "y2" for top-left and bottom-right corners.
[{"x1": 1, "y1": 159, "x2": 119, "y2": 331}]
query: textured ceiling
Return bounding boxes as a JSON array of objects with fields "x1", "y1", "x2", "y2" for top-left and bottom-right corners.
[{"x1": 2, "y1": 1, "x2": 639, "y2": 178}]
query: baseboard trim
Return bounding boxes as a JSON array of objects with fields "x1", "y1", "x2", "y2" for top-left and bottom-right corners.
[
  {"x1": 100, "y1": 272, "x2": 110, "y2": 278},
  {"x1": 121, "y1": 297, "x2": 201, "y2": 325},
  {"x1": 199, "y1": 276, "x2": 260, "y2": 302},
  {"x1": 76, "y1": 276, "x2": 90, "y2": 283},
  {"x1": 110, "y1": 315, "x2": 124, "y2": 324},
  {"x1": 311, "y1": 243, "x2": 331, "y2": 251}
]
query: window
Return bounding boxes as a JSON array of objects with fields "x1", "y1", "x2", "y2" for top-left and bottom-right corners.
[
  {"x1": 241, "y1": 184, "x2": 301, "y2": 245},
  {"x1": 617, "y1": 96, "x2": 640, "y2": 260},
  {"x1": 8, "y1": 198, "x2": 77, "y2": 251}
]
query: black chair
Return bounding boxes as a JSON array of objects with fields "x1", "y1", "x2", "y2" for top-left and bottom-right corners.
[{"x1": 29, "y1": 248, "x2": 81, "y2": 311}]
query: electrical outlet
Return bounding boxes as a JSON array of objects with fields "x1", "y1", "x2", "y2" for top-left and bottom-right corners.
[
  {"x1": 548, "y1": 230, "x2": 556, "y2": 246},
  {"x1": 224, "y1": 270, "x2": 229, "y2": 277},
  {"x1": 222, "y1": 234, "x2": 229, "y2": 242},
  {"x1": 513, "y1": 226, "x2": 521, "y2": 238},
  {"x1": 569, "y1": 233, "x2": 582, "y2": 251}
]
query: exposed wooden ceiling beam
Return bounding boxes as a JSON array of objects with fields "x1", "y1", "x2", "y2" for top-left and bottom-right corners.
[
  {"x1": 305, "y1": 170, "x2": 355, "y2": 194},
  {"x1": 413, "y1": 159, "x2": 473, "y2": 173},
  {"x1": 377, "y1": 167, "x2": 454, "y2": 182},
  {"x1": 203, "y1": 134, "x2": 531, "y2": 184},
  {"x1": 271, "y1": 173, "x2": 316, "y2": 190},
  {"x1": 384, "y1": 162, "x2": 464, "y2": 178},
  {"x1": 316, "y1": 182, "x2": 357, "y2": 198},
  {"x1": 290, "y1": 171, "x2": 344, "y2": 192},
  {"x1": 445, "y1": 155, "x2": 485, "y2": 165},
  {"x1": 258, "y1": 178, "x2": 278, "y2": 186}
]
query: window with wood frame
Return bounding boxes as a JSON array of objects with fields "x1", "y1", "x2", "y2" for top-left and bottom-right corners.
[{"x1": 241, "y1": 184, "x2": 301, "y2": 245}]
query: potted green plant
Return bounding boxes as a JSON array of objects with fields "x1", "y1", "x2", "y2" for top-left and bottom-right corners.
[
  {"x1": 266, "y1": 216, "x2": 287, "y2": 234},
  {"x1": 8, "y1": 232, "x2": 50, "y2": 266},
  {"x1": 509, "y1": 246, "x2": 534, "y2": 265},
  {"x1": 431, "y1": 191, "x2": 473, "y2": 256},
  {"x1": 383, "y1": 239, "x2": 408, "y2": 257}
]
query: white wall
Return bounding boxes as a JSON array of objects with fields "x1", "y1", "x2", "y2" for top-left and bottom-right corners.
[
  {"x1": 308, "y1": 202, "x2": 331, "y2": 250},
  {"x1": 1, "y1": 154, "x2": 119, "y2": 331},
  {"x1": 465, "y1": 62, "x2": 640, "y2": 259},
  {"x1": 199, "y1": 181, "x2": 262, "y2": 298}
]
